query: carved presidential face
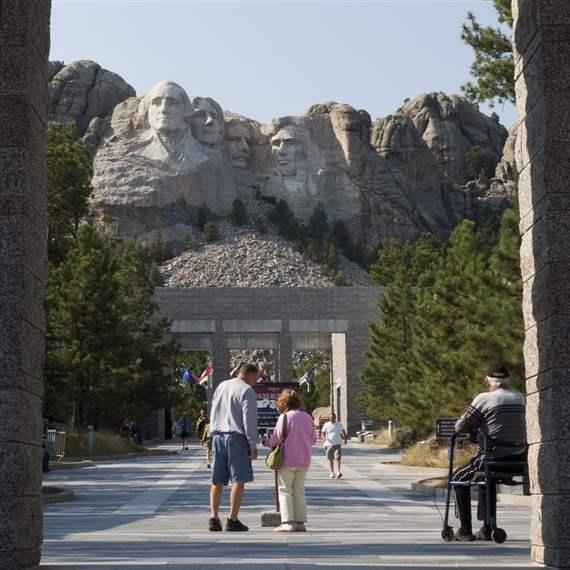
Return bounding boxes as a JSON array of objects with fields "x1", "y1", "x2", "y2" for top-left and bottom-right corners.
[
  {"x1": 224, "y1": 122, "x2": 251, "y2": 168},
  {"x1": 147, "y1": 82, "x2": 190, "y2": 136},
  {"x1": 271, "y1": 127, "x2": 302, "y2": 177},
  {"x1": 191, "y1": 98, "x2": 224, "y2": 147}
]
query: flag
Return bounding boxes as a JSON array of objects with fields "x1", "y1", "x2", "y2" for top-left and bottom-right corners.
[
  {"x1": 199, "y1": 360, "x2": 214, "y2": 386},
  {"x1": 181, "y1": 368, "x2": 197, "y2": 386},
  {"x1": 298, "y1": 367, "x2": 316, "y2": 392}
]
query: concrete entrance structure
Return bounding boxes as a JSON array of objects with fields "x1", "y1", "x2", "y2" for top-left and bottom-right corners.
[
  {"x1": 514, "y1": 1, "x2": 570, "y2": 566},
  {"x1": 0, "y1": 1, "x2": 51, "y2": 568},
  {"x1": 155, "y1": 287, "x2": 380, "y2": 433}
]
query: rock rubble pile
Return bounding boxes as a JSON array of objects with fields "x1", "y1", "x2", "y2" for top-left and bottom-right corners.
[{"x1": 158, "y1": 233, "x2": 370, "y2": 288}]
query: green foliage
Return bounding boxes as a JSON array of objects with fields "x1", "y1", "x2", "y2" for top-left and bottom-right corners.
[
  {"x1": 294, "y1": 352, "x2": 330, "y2": 414},
  {"x1": 307, "y1": 203, "x2": 329, "y2": 241},
  {"x1": 203, "y1": 221, "x2": 219, "y2": 242},
  {"x1": 267, "y1": 199, "x2": 306, "y2": 242},
  {"x1": 47, "y1": 122, "x2": 93, "y2": 264},
  {"x1": 461, "y1": 0, "x2": 514, "y2": 107},
  {"x1": 465, "y1": 145, "x2": 494, "y2": 180},
  {"x1": 230, "y1": 198, "x2": 248, "y2": 227},
  {"x1": 183, "y1": 234, "x2": 196, "y2": 251},
  {"x1": 171, "y1": 351, "x2": 210, "y2": 419},
  {"x1": 197, "y1": 205, "x2": 209, "y2": 230},
  {"x1": 146, "y1": 234, "x2": 174, "y2": 263},
  {"x1": 254, "y1": 215, "x2": 267, "y2": 234},
  {"x1": 361, "y1": 211, "x2": 523, "y2": 435},
  {"x1": 44, "y1": 226, "x2": 181, "y2": 428}
]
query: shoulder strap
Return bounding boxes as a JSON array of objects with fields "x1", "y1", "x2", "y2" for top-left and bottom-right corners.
[{"x1": 282, "y1": 412, "x2": 288, "y2": 442}]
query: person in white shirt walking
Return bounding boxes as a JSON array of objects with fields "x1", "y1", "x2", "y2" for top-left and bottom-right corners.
[{"x1": 320, "y1": 413, "x2": 347, "y2": 479}]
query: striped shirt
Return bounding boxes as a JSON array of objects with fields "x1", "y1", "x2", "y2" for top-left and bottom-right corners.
[{"x1": 455, "y1": 387, "x2": 526, "y2": 457}]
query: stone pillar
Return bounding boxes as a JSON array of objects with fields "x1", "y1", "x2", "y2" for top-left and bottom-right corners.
[
  {"x1": 211, "y1": 319, "x2": 228, "y2": 389},
  {"x1": 0, "y1": 1, "x2": 51, "y2": 568},
  {"x1": 278, "y1": 323, "x2": 292, "y2": 383},
  {"x1": 513, "y1": 1, "x2": 570, "y2": 566}
]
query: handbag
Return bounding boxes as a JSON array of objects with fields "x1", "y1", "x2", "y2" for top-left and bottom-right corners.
[{"x1": 265, "y1": 413, "x2": 288, "y2": 471}]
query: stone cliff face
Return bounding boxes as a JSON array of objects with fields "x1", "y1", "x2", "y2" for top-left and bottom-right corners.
[
  {"x1": 49, "y1": 60, "x2": 135, "y2": 136},
  {"x1": 49, "y1": 61, "x2": 516, "y2": 254}
]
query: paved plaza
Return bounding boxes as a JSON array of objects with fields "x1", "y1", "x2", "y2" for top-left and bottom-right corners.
[{"x1": 41, "y1": 443, "x2": 535, "y2": 569}]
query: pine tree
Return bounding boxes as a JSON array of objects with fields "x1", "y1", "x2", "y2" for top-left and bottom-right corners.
[
  {"x1": 361, "y1": 240, "x2": 416, "y2": 421},
  {"x1": 45, "y1": 227, "x2": 181, "y2": 428},
  {"x1": 461, "y1": 0, "x2": 514, "y2": 107},
  {"x1": 47, "y1": 122, "x2": 93, "y2": 264},
  {"x1": 230, "y1": 198, "x2": 248, "y2": 226},
  {"x1": 307, "y1": 203, "x2": 329, "y2": 241}
]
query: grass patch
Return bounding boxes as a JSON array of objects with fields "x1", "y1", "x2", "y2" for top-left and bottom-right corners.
[
  {"x1": 400, "y1": 441, "x2": 476, "y2": 468},
  {"x1": 64, "y1": 431, "x2": 144, "y2": 458}
]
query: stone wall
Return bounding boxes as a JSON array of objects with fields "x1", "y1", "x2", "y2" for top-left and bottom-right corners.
[
  {"x1": 0, "y1": 1, "x2": 50, "y2": 568},
  {"x1": 155, "y1": 287, "x2": 380, "y2": 433},
  {"x1": 513, "y1": 1, "x2": 570, "y2": 567}
]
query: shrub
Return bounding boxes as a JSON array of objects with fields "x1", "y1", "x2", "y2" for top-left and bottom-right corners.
[
  {"x1": 197, "y1": 205, "x2": 209, "y2": 230},
  {"x1": 230, "y1": 198, "x2": 248, "y2": 226},
  {"x1": 203, "y1": 221, "x2": 219, "y2": 242},
  {"x1": 254, "y1": 215, "x2": 267, "y2": 234}
]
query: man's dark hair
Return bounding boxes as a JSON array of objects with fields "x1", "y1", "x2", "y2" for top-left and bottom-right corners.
[
  {"x1": 241, "y1": 363, "x2": 259, "y2": 376},
  {"x1": 488, "y1": 363, "x2": 510, "y2": 379}
]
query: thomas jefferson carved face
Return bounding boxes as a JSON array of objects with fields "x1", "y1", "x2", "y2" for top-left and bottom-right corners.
[
  {"x1": 271, "y1": 127, "x2": 302, "y2": 177},
  {"x1": 191, "y1": 98, "x2": 224, "y2": 147},
  {"x1": 224, "y1": 122, "x2": 251, "y2": 169},
  {"x1": 146, "y1": 81, "x2": 191, "y2": 136}
]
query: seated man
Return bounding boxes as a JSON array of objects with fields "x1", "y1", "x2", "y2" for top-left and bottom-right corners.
[{"x1": 453, "y1": 363, "x2": 526, "y2": 541}]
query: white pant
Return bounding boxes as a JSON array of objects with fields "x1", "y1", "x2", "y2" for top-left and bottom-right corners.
[{"x1": 278, "y1": 467, "x2": 308, "y2": 524}]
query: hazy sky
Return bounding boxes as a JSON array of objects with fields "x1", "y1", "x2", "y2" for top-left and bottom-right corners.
[{"x1": 50, "y1": 0, "x2": 517, "y2": 128}]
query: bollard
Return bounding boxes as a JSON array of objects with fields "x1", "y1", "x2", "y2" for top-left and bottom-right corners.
[
  {"x1": 87, "y1": 425, "x2": 94, "y2": 455},
  {"x1": 388, "y1": 420, "x2": 395, "y2": 442}
]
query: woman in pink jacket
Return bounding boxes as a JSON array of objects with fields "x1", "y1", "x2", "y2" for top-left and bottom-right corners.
[{"x1": 264, "y1": 389, "x2": 317, "y2": 532}]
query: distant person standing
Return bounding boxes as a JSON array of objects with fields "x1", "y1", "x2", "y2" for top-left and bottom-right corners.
[
  {"x1": 263, "y1": 389, "x2": 316, "y2": 532},
  {"x1": 209, "y1": 363, "x2": 259, "y2": 532},
  {"x1": 320, "y1": 413, "x2": 347, "y2": 479},
  {"x1": 176, "y1": 416, "x2": 191, "y2": 450},
  {"x1": 202, "y1": 420, "x2": 213, "y2": 469},
  {"x1": 196, "y1": 409, "x2": 208, "y2": 448}
]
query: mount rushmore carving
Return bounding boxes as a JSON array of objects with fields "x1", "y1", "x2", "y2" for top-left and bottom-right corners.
[{"x1": 49, "y1": 60, "x2": 515, "y2": 251}]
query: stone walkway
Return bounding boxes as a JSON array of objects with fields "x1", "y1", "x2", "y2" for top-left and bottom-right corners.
[{"x1": 41, "y1": 442, "x2": 536, "y2": 569}]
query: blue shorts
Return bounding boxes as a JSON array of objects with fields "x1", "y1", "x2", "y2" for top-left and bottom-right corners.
[{"x1": 212, "y1": 433, "x2": 254, "y2": 485}]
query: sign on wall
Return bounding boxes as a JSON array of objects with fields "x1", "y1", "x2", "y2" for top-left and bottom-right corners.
[{"x1": 254, "y1": 383, "x2": 299, "y2": 430}]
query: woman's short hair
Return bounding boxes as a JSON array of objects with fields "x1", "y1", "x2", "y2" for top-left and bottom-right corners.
[{"x1": 276, "y1": 389, "x2": 303, "y2": 413}]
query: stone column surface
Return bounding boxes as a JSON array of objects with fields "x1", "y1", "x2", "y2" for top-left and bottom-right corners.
[
  {"x1": 513, "y1": 1, "x2": 570, "y2": 567},
  {"x1": 278, "y1": 325, "x2": 293, "y2": 383},
  {"x1": 211, "y1": 319, "x2": 228, "y2": 390},
  {"x1": 0, "y1": 1, "x2": 51, "y2": 568}
]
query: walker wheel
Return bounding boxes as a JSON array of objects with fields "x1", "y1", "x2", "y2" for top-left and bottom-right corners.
[
  {"x1": 492, "y1": 528, "x2": 507, "y2": 544},
  {"x1": 442, "y1": 526, "x2": 454, "y2": 542}
]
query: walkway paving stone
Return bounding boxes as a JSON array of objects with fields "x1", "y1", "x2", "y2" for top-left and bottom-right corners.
[{"x1": 41, "y1": 442, "x2": 536, "y2": 569}]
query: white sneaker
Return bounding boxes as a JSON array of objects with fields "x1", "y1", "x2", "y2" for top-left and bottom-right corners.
[
  {"x1": 274, "y1": 523, "x2": 296, "y2": 532},
  {"x1": 329, "y1": 473, "x2": 335, "y2": 479},
  {"x1": 337, "y1": 472, "x2": 343, "y2": 479}
]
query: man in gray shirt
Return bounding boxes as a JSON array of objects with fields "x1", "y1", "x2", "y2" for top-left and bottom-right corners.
[
  {"x1": 452, "y1": 363, "x2": 526, "y2": 541},
  {"x1": 209, "y1": 363, "x2": 258, "y2": 532}
]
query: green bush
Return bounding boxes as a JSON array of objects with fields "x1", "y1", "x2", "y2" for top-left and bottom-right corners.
[
  {"x1": 254, "y1": 215, "x2": 267, "y2": 234},
  {"x1": 197, "y1": 205, "x2": 209, "y2": 230},
  {"x1": 204, "y1": 221, "x2": 219, "y2": 242},
  {"x1": 65, "y1": 430, "x2": 144, "y2": 457},
  {"x1": 230, "y1": 198, "x2": 248, "y2": 226}
]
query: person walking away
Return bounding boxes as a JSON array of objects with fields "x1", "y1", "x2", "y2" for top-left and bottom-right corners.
[
  {"x1": 320, "y1": 413, "x2": 347, "y2": 479},
  {"x1": 176, "y1": 416, "x2": 191, "y2": 450},
  {"x1": 196, "y1": 409, "x2": 208, "y2": 448},
  {"x1": 264, "y1": 389, "x2": 316, "y2": 532},
  {"x1": 209, "y1": 363, "x2": 259, "y2": 532},
  {"x1": 202, "y1": 420, "x2": 213, "y2": 468},
  {"x1": 453, "y1": 363, "x2": 526, "y2": 541}
]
